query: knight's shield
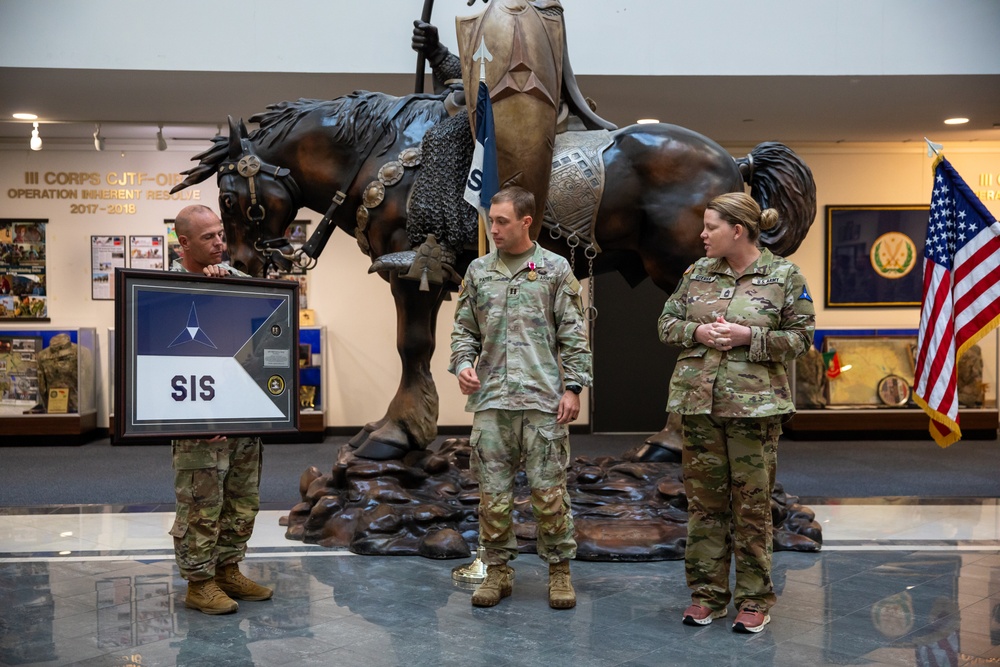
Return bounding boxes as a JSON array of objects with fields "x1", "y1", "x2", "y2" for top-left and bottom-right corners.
[{"x1": 457, "y1": 0, "x2": 564, "y2": 238}]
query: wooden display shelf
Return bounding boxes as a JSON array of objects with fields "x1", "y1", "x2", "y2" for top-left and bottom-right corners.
[
  {"x1": 786, "y1": 408, "x2": 999, "y2": 439},
  {"x1": 299, "y1": 410, "x2": 325, "y2": 433},
  {"x1": 0, "y1": 410, "x2": 100, "y2": 441}
]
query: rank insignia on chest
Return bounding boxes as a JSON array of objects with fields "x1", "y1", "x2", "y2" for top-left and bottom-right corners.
[
  {"x1": 509, "y1": 287, "x2": 519, "y2": 296},
  {"x1": 720, "y1": 287, "x2": 734, "y2": 299}
]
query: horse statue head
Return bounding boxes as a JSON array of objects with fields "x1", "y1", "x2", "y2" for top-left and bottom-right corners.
[
  {"x1": 170, "y1": 93, "x2": 451, "y2": 278},
  {"x1": 171, "y1": 117, "x2": 303, "y2": 276}
]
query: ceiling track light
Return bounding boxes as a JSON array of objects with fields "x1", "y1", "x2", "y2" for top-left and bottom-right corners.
[
  {"x1": 29, "y1": 122, "x2": 42, "y2": 151},
  {"x1": 93, "y1": 123, "x2": 105, "y2": 151},
  {"x1": 156, "y1": 124, "x2": 167, "y2": 151}
]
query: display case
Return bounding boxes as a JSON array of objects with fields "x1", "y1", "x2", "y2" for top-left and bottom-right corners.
[
  {"x1": 298, "y1": 326, "x2": 325, "y2": 435},
  {"x1": 788, "y1": 328, "x2": 999, "y2": 438},
  {"x1": 0, "y1": 327, "x2": 99, "y2": 440}
]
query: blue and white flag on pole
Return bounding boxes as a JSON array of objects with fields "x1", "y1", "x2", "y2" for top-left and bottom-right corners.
[{"x1": 464, "y1": 80, "x2": 500, "y2": 253}]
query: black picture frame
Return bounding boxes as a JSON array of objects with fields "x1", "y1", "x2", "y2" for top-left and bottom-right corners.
[
  {"x1": 825, "y1": 205, "x2": 930, "y2": 308},
  {"x1": 114, "y1": 268, "x2": 299, "y2": 442}
]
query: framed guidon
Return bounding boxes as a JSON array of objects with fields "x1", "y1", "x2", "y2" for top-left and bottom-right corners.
[
  {"x1": 825, "y1": 205, "x2": 929, "y2": 308},
  {"x1": 114, "y1": 269, "x2": 299, "y2": 441}
]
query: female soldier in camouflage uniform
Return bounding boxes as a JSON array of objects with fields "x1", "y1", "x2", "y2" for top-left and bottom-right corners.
[{"x1": 658, "y1": 192, "x2": 815, "y2": 633}]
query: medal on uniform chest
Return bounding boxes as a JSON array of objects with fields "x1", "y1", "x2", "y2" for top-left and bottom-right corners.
[{"x1": 527, "y1": 261, "x2": 537, "y2": 281}]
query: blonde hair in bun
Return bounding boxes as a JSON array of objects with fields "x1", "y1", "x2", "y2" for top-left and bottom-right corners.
[{"x1": 706, "y1": 192, "x2": 778, "y2": 244}]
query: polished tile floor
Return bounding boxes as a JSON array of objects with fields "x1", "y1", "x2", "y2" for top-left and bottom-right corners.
[{"x1": 3, "y1": 501, "x2": 1000, "y2": 666}]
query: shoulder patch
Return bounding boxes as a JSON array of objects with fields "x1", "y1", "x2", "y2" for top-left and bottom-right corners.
[
  {"x1": 565, "y1": 275, "x2": 582, "y2": 294},
  {"x1": 799, "y1": 285, "x2": 813, "y2": 302}
]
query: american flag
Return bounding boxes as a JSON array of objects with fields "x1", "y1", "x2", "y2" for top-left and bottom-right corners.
[{"x1": 913, "y1": 155, "x2": 1000, "y2": 447}]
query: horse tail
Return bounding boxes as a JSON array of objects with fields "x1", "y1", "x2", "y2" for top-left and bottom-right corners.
[{"x1": 736, "y1": 142, "x2": 817, "y2": 256}]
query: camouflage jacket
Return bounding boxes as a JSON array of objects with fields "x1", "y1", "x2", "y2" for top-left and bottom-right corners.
[
  {"x1": 38, "y1": 334, "x2": 80, "y2": 412},
  {"x1": 450, "y1": 243, "x2": 592, "y2": 413},
  {"x1": 658, "y1": 249, "x2": 815, "y2": 417},
  {"x1": 169, "y1": 258, "x2": 246, "y2": 277}
]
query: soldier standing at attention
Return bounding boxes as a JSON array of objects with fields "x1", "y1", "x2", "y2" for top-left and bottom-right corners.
[
  {"x1": 658, "y1": 192, "x2": 815, "y2": 633},
  {"x1": 168, "y1": 204, "x2": 272, "y2": 615},
  {"x1": 450, "y1": 186, "x2": 592, "y2": 609}
]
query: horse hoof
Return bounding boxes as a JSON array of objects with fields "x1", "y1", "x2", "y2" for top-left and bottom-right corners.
[
  {"x1": 348, "y1": 423, "x2": 379, "y2": 449},
  {"x1": 353, "y1": 439, "x2": 410, "y2": 461}
]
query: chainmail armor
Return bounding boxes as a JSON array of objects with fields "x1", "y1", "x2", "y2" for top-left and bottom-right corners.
[
  {"x1": 435, "y1": 53, "x2": 464, "y2": 88},
  {"x1": 407, "y1": 109, "x2": 477, "y2": 252}
]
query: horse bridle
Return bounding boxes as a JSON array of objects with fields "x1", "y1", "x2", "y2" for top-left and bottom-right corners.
[
  {"x1": 216, "y1": 130, "x2": 373, "y2": 273},
  {"x1": 217, "y1": 93, "x2": 445, "y2": 273},
  {"x1": 216, "y1": 137, "x2": 313, "y2": 271}
]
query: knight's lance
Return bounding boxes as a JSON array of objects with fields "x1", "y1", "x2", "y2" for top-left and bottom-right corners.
[{"x1": 414, "y1": 0, "x2": 435, "y2": 93}]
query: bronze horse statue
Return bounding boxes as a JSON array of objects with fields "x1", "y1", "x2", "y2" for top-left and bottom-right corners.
[{"x1": 171, "y1": 90, "x2": 816, "y2": 459}]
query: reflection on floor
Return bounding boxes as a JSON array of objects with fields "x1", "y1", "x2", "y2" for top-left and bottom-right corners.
[{"x1": 3, "y1": 501, "x2": 1000, "y2": 666}]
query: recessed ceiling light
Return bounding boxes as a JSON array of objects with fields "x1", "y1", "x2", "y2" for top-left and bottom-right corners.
[
  {"x1": 636, "y1": 118, "x2": 659, "y2": 124},
  {"x1": 12, "y1": 112, "x2": 37, "y2": 120},
  {"x1": 944, "y1": 117, "x2": 969, "y2": 125}
]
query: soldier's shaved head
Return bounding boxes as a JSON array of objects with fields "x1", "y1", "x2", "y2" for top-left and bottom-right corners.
[
  {"x1": 174, "y1": 205, "x2": 226, "y2": 273},
  {"x1": 174, "y1": 205, "x2": 217, "y2": 239}
]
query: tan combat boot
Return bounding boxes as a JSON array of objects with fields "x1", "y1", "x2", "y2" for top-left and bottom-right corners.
[
  {"x1": 471, "y1": 564, "x2": 514, "y2": 607},
  {"x1": 215, "y1": 563, "x2": 273, "y2": 601},
  {"x1": 548, "y1": 560, "x2": 576, "y2": 609},
  {"x1": 185, "y1": 579, "x2": 238, "y2": 615}
]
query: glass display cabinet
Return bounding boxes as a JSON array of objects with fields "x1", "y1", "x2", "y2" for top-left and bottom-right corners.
[
  {"x1": 788, "y1": 327, "x2": 999, "y2": 438},
  {"x1": 0, "y1": 327, "x2": 99, "y2": 440}
]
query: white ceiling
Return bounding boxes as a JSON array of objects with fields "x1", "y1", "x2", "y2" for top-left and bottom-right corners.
[{"x1": 1, "y1": 68, "x2": 998, "y2": 151}]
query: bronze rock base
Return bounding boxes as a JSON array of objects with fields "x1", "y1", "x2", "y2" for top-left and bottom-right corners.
[{"x1": 281, "y1": 439, "x2": 822, "y2": 561}]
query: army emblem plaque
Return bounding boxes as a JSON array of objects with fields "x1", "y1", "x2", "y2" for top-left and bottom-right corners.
[
  {"x1": 825, "y1": 205, "x2": 929, "y2": 308},
  {"x1": 114, "y1": 269, "x2": 300, "y2": 441}
]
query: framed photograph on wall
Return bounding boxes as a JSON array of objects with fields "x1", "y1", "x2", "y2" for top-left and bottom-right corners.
[
  {"x1": 825, "y1": 205, "x2": 930, "y2": 308},
  {"x1": 0, "y1": 219, "x2": 48, "y2": 320},
  {"x1": 114, "y1": 269, "x2": 300, "y2": 441},
  {"x1": 91, "y1": 235, "x2": 126, "y2": 300},
  {"x1": 128, "y1": 235, "x2": 165, "y2": 271}
]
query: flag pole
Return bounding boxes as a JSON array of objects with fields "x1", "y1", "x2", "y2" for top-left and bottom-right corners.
[
  {"x1": 471, "y1": 37, "x2": 493, "y2": 257},
  {"x1": 413, "y1": 0, "x2": 435, "y2": 94}
]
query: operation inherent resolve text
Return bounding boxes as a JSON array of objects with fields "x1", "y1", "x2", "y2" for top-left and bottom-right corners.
[{"x1": 6, "y1": 171, "x2": 201, "y2": 213}]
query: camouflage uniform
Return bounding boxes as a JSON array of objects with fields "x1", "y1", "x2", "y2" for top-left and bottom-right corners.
[
  {"x1": 450, "y1": 243, "x2": 592, "y2": 564},
  {"x1": 37, "y1": 333, "x2": 80, "y2": 412},
  {"x1": 169, "y1": 259, "x2": 263, "y2": 582},
  {"x1": 658, "y1": 248, "x2": 814, "y2": 613}
]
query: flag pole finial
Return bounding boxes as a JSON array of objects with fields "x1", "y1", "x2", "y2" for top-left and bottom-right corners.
[
  {"x1": 924, "y1": 137, "x2": 943, "y2": 158},
  {"x1": 473, "y1": 36, "x2": 493, "y2": 82}
]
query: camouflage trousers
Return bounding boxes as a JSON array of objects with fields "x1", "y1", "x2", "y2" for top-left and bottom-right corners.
[
  {"x1": 681, "y1": 413, "x2": 781, "y2": 613},
  {"x1": 169, "y1": 437, "x2": 262, "y2": 582},
  {"x1": 471, "y1": 408, "x2": 576, "y2": 565}
]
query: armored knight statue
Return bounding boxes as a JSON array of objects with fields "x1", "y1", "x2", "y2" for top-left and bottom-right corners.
[{"x1": 387, "y1": 0, "x2": 615, "y2": 289}]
